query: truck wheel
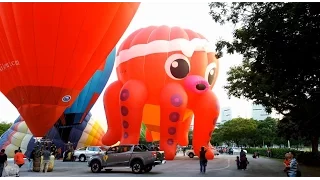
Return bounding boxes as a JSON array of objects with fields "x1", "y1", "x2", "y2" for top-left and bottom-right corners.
[
  {"x1": 131, "y1": 160, "x2": 143, "y2": 174},
  {"x1": 91, "y1": 160, "x2": 101, "y2": 173},
  {"x1": 144, "y1": 165, "x2": 152, "y2": 173},
  {"x1": 79, "y1": 154, "x2": 86, "y2": 162},
  {"x1": 189, "y1": 153, "x2": 194, "y2": 158}
]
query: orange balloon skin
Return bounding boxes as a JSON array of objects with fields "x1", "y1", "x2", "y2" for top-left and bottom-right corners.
[
  {"x1": 102, "y1": 26, "x2": 220, "y2": 160},
  {"x1": 0, "y1": 2, "x2": 140, "y2": 137}
]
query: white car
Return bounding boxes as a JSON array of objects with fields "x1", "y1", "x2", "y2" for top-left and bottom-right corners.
[
  {"x1": 73, "y1": 146, "x2": 108, "y2": 162},
  {"x1": 232, "y1": 148, "x2": 247, "y2": 154},
  {"x1": 186, "y1": 149, "x2": 220, "y2": 158}
]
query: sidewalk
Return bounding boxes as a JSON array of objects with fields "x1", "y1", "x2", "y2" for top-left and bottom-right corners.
[{"x1": 253, "y1": 154, "x2": 320, "y2": 177}]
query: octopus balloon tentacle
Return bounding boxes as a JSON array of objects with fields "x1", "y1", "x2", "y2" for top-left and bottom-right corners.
[
  {"x1": 119, "y1": 80, "x2": 148, "y2": 144},
  {"x1": 176, "y1": 114, "x2": 193, "y2": 146},
  {"x1": 192, "y1": 91, "x2": 220, "y2": 159},
  {"x1": 102, "y1": 81, "x2": 123, "y2": 145},
  {"x1": 159, "y1": 83, "x2": 188, "y2": 159},
  {"x1": 102, "y1": 25, "x2": 220, "y2": 160}
]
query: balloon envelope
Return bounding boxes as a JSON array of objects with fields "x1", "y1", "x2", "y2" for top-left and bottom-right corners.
[
  {"x1": 103, "y1": 25, "x2": 220, "y2": 160},
  {"x1": 57, "y1": 48, "x2": 116, "y2": 127},
  {"x1": 0, "y1": 112, "x2": 106, "y2": 158},
  {"x1": 0, "y1": 2, "x2": 139, "y2": 137}
]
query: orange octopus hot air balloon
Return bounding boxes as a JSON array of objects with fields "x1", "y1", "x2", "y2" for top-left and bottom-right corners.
[
  {"x1": 0, "y1": 2, "x2": 140, "y2": 137},
  {"x1": 102, "y1": 25, "x2": 220, "y2": 160}
]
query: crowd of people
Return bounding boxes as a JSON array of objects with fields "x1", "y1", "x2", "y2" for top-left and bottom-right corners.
[
  {"x1": 23, "y1": 141, "x2": 57, "y2": 175},
  {"x1": 0, "y1": 143, "x2": 305, "y2": 177}
]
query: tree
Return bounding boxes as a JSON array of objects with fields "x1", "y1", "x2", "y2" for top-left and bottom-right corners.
[
  {"x1": 215, "y1": 118, "x2": 257, "y2": 146},
  {"x1": 0, "y1": 121, "x2": 12, "y2": 136},
  {"x1": 139, "y1": 123, "x2": 146, "y2": 144},
  {"x1": 188, "y1": 130, "x2": 193, "y2": 145},
  {"x1": 208, "y1": 2, "x2": 320, "y2": 152},
  {"x1": 278, "y1": 105, "x2": 319, "y2": 151},
  {"x1": 210, "y1": 128, "x2": 224, "y2": 146},
  {"x1": 256, "y1": 117, "x2": 278, "y2": 147}
]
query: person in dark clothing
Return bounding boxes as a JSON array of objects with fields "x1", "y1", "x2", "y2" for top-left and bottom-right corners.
[
  {"x1": 28, "y1": 148, "x2": 36, "y2": 171},
  {"x1": 235, "y1": 156, "x2": 241, "y2": 169},
  {"x1": 267, "y1": 148, "x2": 271, "y2": 157},
  {"x1": 0, "y1": 149, "x2": 8, "y2": 177},
  {"x1": 41, "y1": 147, "x2": 51, "y2": 173},
  {"x1": 240, "y1": 154, "x2": 249, "y2": 170},
  {"x1": 50, "y1": 143, "x2": 57, "y2": 157},
  {"x1": 199, "y1": 146, "x2": 208, "y2": 174},
  {"x1": 240, "y1": 149, "x2": 246, "y2": 158}
]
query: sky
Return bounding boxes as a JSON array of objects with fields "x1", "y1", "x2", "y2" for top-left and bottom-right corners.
[{"x1": 0, "y1": 2, "x2": 260, "y2": 124}]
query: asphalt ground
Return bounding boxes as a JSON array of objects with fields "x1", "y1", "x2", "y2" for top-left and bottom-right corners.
[{"x1": 6, "y1": 153, "x2": 319, "y2": 177}]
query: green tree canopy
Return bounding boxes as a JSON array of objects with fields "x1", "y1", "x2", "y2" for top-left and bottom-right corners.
[
  {"x1": 208, "y1": 2, "x2": 320, "y2": 152},
  {"x1": 211, "y1": 118, "x2": 257, "y2": 146},
  {"x1": 0, "y1": 121, "x2": 12, "y2": 136}
]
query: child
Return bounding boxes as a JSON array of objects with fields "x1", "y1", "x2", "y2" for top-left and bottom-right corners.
[
  {"x1": 235, "y1": 156, "x2": 241, "y2": 169},
  {"x1": 283, "y1": 153, "x2": 291, "y2": 173}
]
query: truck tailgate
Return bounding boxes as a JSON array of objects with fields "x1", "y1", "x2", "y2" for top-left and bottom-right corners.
[{"x1": 156, "y1": 151, "x2": 165, "y2": 161}]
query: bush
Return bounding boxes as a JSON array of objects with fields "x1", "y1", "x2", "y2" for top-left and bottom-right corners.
[
  {"x1": 246, "y1": 148, "x2": 320, "y2": 166},
  {"x1": 297, "y1": 152, "x2": 320, "y2": 166},
  {"x1": 246, "y1": 148, "x2": 302, "y2": 159}
]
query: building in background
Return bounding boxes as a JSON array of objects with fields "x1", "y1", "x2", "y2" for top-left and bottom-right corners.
[
  {"x1": 251, "y1": 103, "x2": 271, "y2": 120},
  {"x1": 220, "y1": 107, "x2": 232, "y2": 124}
]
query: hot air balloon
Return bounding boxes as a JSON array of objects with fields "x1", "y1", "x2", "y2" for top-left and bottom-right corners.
[
  {"x1": 0, "y1": 112, "x2": 106, "y2": 158},
  {"x1": 52, "y1": 47, "x2": 115, "y2": 143},
  {"x1": 56, "y1": 47, "x2": 116, "y2": 128},
  {"x1": 102, "y1": 25, "x2": 220, "y2": 160},
  {"x1": 0, "y1": 48, "x2": 116, "y2": 157},
  {"x1": 0, "y1": 2, "x2": 140, "y2": 137}
]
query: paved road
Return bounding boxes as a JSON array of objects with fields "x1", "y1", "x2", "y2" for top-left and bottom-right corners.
[{"x1": 5, "y1": 154, "x2": 301, "y2": 177}]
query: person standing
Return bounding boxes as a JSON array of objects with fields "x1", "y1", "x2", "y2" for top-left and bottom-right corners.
[
  {"x1": 199, "y1": 146, "x2": 208, "y2": 174},
  {"x1": 50, "y1": 143, "x2": 57, "y2": 157},
  {"x1": 239, "y1": 149, "x2": 247, "y2": 170},
  {"x1": 40, "y1": 147, "x2": 51, "y2": 173},
  {"x1": 0, "y1": 149, "x2": 8, "y2": 177},
  {"x1": 287, "y1": 152, "x2": 299, "y2": 177},
  {"x1": 240, "y1": 149, "x2": 246, "y2": 158},
  {"x1": 14, "y1": 150, "x2": 26, "y2": 168},
  {"x1": 267, "y1": 148, "x2": 271, "y2": 158},
  {"x1": 28, "y1": 148, "x2": 36, "y2": 172},
  {"x1": 56, "y1": 147, "x2": 62, "y2": 159}
]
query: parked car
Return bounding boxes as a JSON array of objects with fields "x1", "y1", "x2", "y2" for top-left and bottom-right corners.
[
  {"x1": 73, "y1": 146, "x2": 108, "y2": 162},
  {"x1": 232, "y1": 148, "x2": 247, "y2": 154},
  {"x1": 88, "y1": 144, "x2": 166, "y2": 174},
  {"x1": 186, "y1": 148, "x2": 220, "y2": 158}
]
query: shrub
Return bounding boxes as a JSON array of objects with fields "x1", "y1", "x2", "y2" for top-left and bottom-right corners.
[
  {"x1": 246, "y1": 148, "x2": 320, "y2": 166},
  {"x1": 297, "y1": 152, "x2": 320, "y2": 166}
]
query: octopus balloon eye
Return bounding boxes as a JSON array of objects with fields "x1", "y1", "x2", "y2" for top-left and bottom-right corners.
[
  {"x1": 205, "y1": 63, "x2": 216, "y2": 85},
  {"x1": 165, "y1": 54, "x2": 190, "y2": 80}
]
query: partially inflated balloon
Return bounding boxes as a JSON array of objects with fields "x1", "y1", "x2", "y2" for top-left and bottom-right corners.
[
  {"x1": 0, "y1": 112, "x2": 106, "y2": 158},
  {"x1": 0, "y1": 3, "x2": 139, "y2": 137},
  {"x1": 57, "y1": 48, "x2": 116, "y2": 127}
]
